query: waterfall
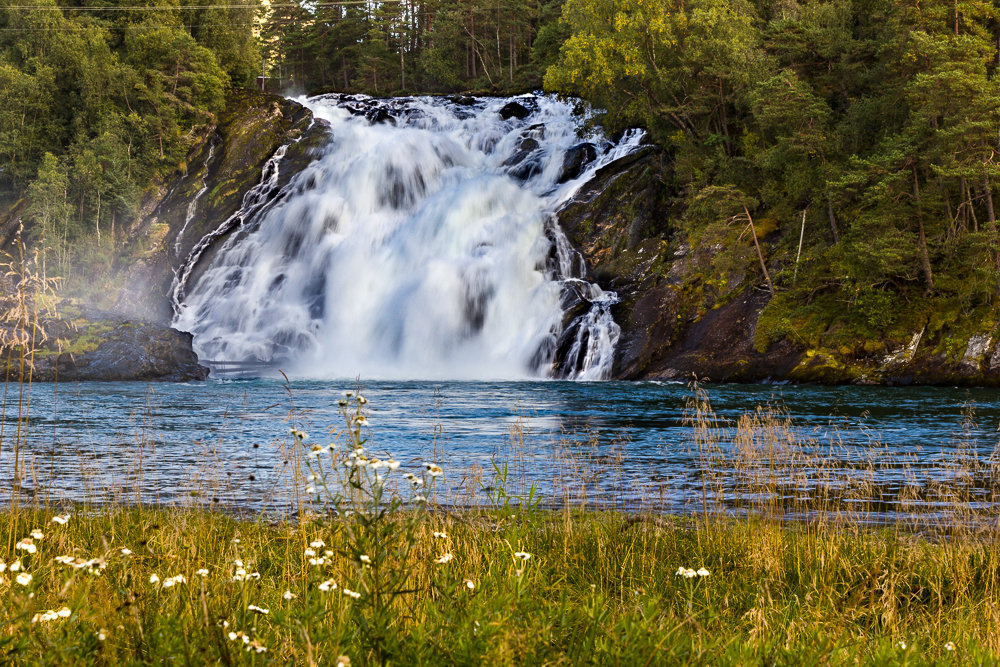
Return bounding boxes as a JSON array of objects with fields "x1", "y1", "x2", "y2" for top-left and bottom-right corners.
[
  {"x1": 175, "y1": 139, "x2": 216, "y2": 257},
  {"x1": 172, "y1": 94, "x2": 644, "y2": 380}
]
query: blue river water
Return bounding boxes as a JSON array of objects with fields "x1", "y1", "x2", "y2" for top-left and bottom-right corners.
[{"x1": 1, "y1": 379, "x2": 998, "y2": 519}]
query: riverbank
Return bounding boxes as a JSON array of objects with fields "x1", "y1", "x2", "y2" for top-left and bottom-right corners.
[{"x1": 1, "y1": 502, "x2": 997, "y2": 665}]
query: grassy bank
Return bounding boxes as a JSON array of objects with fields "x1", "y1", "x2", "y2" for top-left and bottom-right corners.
[{"x1": 2, "y1": 503, "x2": 999, "y2": 665}]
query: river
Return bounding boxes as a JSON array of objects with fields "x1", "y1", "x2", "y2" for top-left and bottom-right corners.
[{"x1": 3, "y1": 379, "x2": 997, "y2": 522}]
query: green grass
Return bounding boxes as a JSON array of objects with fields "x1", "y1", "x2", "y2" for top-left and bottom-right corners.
[{"x1": 1, "y1": 506, "x2": 998, "y2": 664}]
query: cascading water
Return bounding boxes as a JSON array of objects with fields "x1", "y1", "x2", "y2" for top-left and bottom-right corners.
[
  {"x1": 174, "y1": 139, "x2": 216, "y2": 257},
  {"x1": 172, "y1": 94, "x2": 644, "y2": 380}
]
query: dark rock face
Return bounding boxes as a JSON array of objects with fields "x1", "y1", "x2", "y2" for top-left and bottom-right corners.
[
  {"x1": 367, "y1": 108, "x2": 396, "y2": 125},
  {"x1": 14, "y1": 318, "x2": 208, "y2": 382},
  {"x1": 557, "y1": 143, "x2": 597, "y2": 183},
  {"x1": 498, "y1": 101, "x2": 531, "y2": 120}
]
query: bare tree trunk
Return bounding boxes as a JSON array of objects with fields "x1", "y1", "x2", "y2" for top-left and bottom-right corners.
[
  {"x1": 912, "y1": 165, "x2": 935, "y2": 294},
  {"x1": 744, "y1": 205, "x2": 775, "y2": 295},
  {"x1": 794, "y1": 209, "x2": 806, "y2": 284},
  {"x1": 826, "y1": 196, "x2": 840, "y2": 244},
  {"x1": 981, "y1": 171, "x2": 1000, "y2": 275}
]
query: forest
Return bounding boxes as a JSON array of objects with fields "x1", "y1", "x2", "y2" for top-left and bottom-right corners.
[{"x1": 2, "y1": 0, "x2": 1000, "y2": 349}]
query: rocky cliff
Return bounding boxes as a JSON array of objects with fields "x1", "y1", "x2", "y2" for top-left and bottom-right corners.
[
  {"x1": 558, "y1": 150, "x2": 1000, "y2": 386},
  {"x1": 0, "y1": 89, "x2": 321, "y2": 382}
]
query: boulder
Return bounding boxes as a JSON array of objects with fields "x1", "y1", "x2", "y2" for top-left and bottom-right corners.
[
  {"x1": 498, "y1": 101, "x2": 531, "y2": 120},
  {"x1": 367, "y1": 108, "x2": 396, "y2": 125},
  {"x1": 558, "y1": 143, "x2": 597, "y2": 183},
  {"x1": 7, "y1": 312, "x2": 209, "y2": 382}
]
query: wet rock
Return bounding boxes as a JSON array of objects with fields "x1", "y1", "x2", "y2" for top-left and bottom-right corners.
[
  {"x1": 367, "y1": 108, "x2": 396, "y2": 125},
  {"x1": 557, "y1": 143, "x2": 597, "y2": 183},
  {"x1": 503, "y1": 137, "x2": 543, "y2": 181},
  {"x1": 451, "y1": 95, "x2": 477, "y2": 106},
  {"x1": 498, "y1": 101, "x2": 531, "y2": 120},
  {"x1": 507, "y1": 158, "x2": 543, "y2": 181}
]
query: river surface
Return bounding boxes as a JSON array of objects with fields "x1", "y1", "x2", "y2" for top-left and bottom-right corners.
[{"x1": 2, "y1": 380, "x2": 998, "y2": 521}]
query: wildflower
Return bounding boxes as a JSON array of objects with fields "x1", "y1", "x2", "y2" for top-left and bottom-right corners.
[
  {"x1": 283, "y1": 590, "x2": 297, "y2": 600},
  {"x1": 387, "y1": 459, "x2": 400, "y2": 470},
  {"x1": 514, "y1": 552, "x2": 531, "y2": 561},
  {"x1": 424, "y1": 463, "x2": 443, "y2": 477},
  {"x1": 234, "y1": 559, "x2": 243, "y2": 567},
  {"x1": 337, "y1": 656, "x2": 351, "y2": 667},
  {"x1": 15, "y1": 572, "x2": 32, "y2": 586},
  {"x1": 10, "y1": 560, "x2": 21, "y2": 572},
  {"x1": 304, "y1": 548, "x2": 316, "y2": 558},
  {"x1": 343, "y1": 391, "x2": 354, "y2": 398},
  {"x1": 359, "y1": 555, "x2": 371, "y2": 564},
  {"x1": 29, "y1": 530, "x2": 44, "y2": 540},
  {"x1": 463, "y1": 579, "x2": 475, "y2": 590},
  {"x1": 342, "y1": 588, "x2": 361, "y2": 599},
  {"x1": 0, "y1": 562, "x2": 5, "y2": 573},
  {"x1": 318, "y1": 579, "x2": 337, "y2": 592},
  {"x1": 324, "y1": 550, "x2": 334, "y2": 557},
  {"x1": 55, "y1": 555, "x2": 74, "y2": 565},
  {"x1": 945, "y1": 642, "x2": 956, "y2": 651},
  {"x1": 196, "y1": 568, "x2": 209, "y2": 577},
  {"x1": 308, "y1": 557, "x2": 326, "y2": 566},
  {"x1": 306, "y1": 486, "x2": 317, "y2": 494},
  {"x1": 231, "y1": 538, "x2": 240, "y2": 545},
  {"x1": 697, "y1": 568, "x2": 710, "y2": 577},
  {"x1": 15, "y1": 538, "x2": 37, "y2": 554},
  {"x1": 338, "y1": 399, "x2": 348, "y2": 407},
  {"x1": 897, "y1": 641, "x2": 907, "y2": 650},
  {"x1": 232, "y1": 569, "x2": 247, "y2": 581},
  {"x1": 290, "y1": 429, "x2": 308, "y2": 441},
  {"x1": 32, "y1": 608, "x2": 68, "y2": 623},
  {"x1": 353, "y1": 416, "x2": 369, "y2": 427},
  {"x1": 162, "y1": 574, "x2": 187, "y2": 588},
  {"x1": 97, "y1": 629, "x2": 107, "y2": 641},
  {"x1": 357, "y1": 396, "x2": 368, "y2": 405},
  {"x1": 249, "y1": 572, "x2": 260, "y2": 580},
  {"x1": 51, "y1": 515, "x2": 70, "y2": 525},
  {"x1": 228, "y1": 631, "x2": 239, "y2": 641},
  {"x1": 247, "y1": 640, "x2": 268, "y2": 653},
  {"x1": 413, "y1": 494, "x2": 427, "y2": 503},
  {"x1": 434, "y1": 553, "x2": 454, "y2": 564},
  {"x1": 247, "y1": 604, "x2": 269, "y2": 615},
  {"x1": 309, "y1": 540, "x2": 325, "y2": 549},
  {"x1": 120, "y1": 548, "x2": 132, "y2": 556},
  {"x1": 433, "y1": 531, "x2": 448, "y2": 539},
  {"x1": 149, "y1": 574, "x2": 160, "y2": 585}
]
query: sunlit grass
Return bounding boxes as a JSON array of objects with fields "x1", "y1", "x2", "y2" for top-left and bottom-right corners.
[{"x1": 1, "y1": 504, "x2": 999, "y2": 664}]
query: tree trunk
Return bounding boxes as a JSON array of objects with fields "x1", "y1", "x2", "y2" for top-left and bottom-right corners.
[
  {"x1": 744, "y1": 205, "x2": 775, "y2": 296},
  {"x1": 912, "y1": 165, "x2": 935, "y2": 294},
  {"x1": 826, "y1": 196, "x2": 840, "y2": 244},
  {"x1": 981, "y1": 171, "x2": 1000, "y2": 274}
]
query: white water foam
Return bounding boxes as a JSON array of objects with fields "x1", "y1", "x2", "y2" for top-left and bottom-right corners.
[{"x1": 172, "y1": 94, "x2": 644, "y2": 380}]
